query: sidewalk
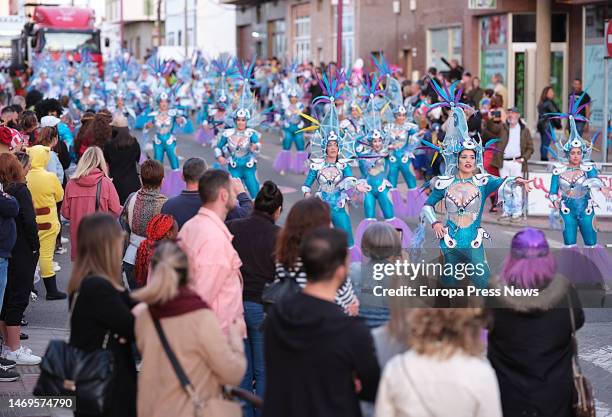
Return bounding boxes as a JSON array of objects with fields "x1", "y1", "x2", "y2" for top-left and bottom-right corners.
[{"x1": 0, "y1": 328, "x2": 71, "y2": 417}]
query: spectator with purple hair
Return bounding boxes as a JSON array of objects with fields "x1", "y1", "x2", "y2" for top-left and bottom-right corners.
[{"x1": 487, "y1": 228, "x2": 584, "y2": 417}]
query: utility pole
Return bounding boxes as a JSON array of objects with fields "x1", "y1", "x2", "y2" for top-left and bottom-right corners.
[
  {"x1": 336, "y1": 0, "x2": 342, "y2": 68},
  {"x1": 120, "y1": 0, "x2": 124, "y2": 50},
  {"x1": 184, "y1": 0, "x2": 188, "y2": 59},
  {"x1": 154, "y1": 0, "x2": 162, "y2": 47},
  {"x1": 193, "y1": 0, "x2": 198, "y2": 52}
]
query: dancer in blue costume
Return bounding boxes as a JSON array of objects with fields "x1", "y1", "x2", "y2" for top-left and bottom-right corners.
[
  {"x1": 545, "y1": 93, "x2": 612, "y2": 278},
  {"x1": 134, "y1": 64, "x2": 158, "y2": 129},
  {"x1": 273, "y1": 63, "x2": 308, "y2": 175},
  {"x1": 417, "y1": 80, "x2": 533, "y2": 288},
  {"x1": 354, "y1": 73, "x2": 412, "y2": 249},
  {"x1": 173, "y1": 61, "x2": 195, "y2": 135},
  {"x1": 301, "y1": 68, "x2": 369, "y2": 259},
  {"x1": 373, "y1": 54, "x2": 424, "y2": 218},
  {"x1": 144, "y1": 92, "x2": 186, "y2": 197},
  {"x1": 214, "y1": 58, "x2": 262, "y2": 198},
  {"x1": 197, "y1": 54, "x2": 235, "y2": 147}
]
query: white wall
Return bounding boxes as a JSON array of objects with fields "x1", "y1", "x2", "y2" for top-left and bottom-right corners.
[
  {"x1": 196, "y1": 0, "x2": 235, "y2": 56},
  {"x1": 164, "y1": 0, "x2": 196, "y2": 47},
  {"x1": 104, "y1": 0, "x2": 160, "y2": 23}
]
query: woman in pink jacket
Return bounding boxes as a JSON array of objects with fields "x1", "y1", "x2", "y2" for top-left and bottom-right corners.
[{"x1": 61, "y1": 146, "x2": 122, "y2": 260}]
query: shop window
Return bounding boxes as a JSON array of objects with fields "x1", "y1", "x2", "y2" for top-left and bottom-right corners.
[
  {"x1": 293, "y1": 7, "x2": 311, "y2": 62},
  {"x1": 427, "y1": 27, "x2": 462, "y2": 70},
  {"x1": 512, "y1": 13, "x2": 567, "y2": 43}
]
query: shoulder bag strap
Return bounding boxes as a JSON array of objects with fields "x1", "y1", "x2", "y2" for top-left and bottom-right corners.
[
  {"x1": 567, "y1": 295, "x2": 582, "y2": 374},
  {"x1": 400, "y1": 355, "x2": 437, "y2": 417},
  {"x1": 153, "y1": 317, "x2": 204, "y2": 415},
  {"x1": 127, "y1": 191, "x2": 138, "y2": 227},
  {"x1": 95, "y1": 180, "x2": 102, "y2": 211}
]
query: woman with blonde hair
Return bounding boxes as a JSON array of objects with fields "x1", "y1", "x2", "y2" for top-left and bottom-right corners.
[
  {"x1": 133, "y1": 241, "x2": 246, "y2": 417},
  {"x1": 68, "y1": 213, "x2": 136, "y2": 417},
  {"x1": 375, "y1": 308, "x2": 503, "y2": 417},
  {"x1": 61, "y1": 146, "x2": 121, "y2": 261}
]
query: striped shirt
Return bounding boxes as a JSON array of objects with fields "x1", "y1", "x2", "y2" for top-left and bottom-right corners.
[{"x1": 274, "y1": 258, "x2": 357, "y2": 312}]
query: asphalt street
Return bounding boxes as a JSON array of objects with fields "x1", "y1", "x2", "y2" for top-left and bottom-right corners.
[{"x1": 24, "y1": 128, "x2": 612, "y2": 411}]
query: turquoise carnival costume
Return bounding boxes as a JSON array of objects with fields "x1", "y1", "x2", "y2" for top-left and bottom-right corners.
[
  {"x1": 145, "y1": 92, "x2": 185, "y2": 170},
  {"x1": 214, "y1": 59, "x2": 262, "y2": 198},
  {"x1": 545, "y1": 93, "x2": 612, "y2": 278},
  {"x1": 417, "y1": 80, "x2": 522, "y2": 288},
  {"x1": 301, "y1": 69, "x2": 369, "y2": 259},
  {"x1": 197, "y1": 54, "x2": 235, "y2": 147},
  {"x1": 143, "y1": 89, "x2": 186, "y2": 197},
  {"x1": 374, "y1": 55, "x2": 425, "y2": 218},
  {"x1": 273, "y1": 62, "x2": 308, "y2": 175},
  {"x1": 354, "y1": 74, "x2": 412, "y2": 249}
]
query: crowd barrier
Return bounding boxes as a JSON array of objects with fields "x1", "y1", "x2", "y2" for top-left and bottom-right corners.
[{"x1": 526, "y1": 161, "x2": 612, "y2": 217}]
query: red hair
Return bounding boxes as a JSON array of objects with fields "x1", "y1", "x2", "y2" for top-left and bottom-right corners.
[{"x1": 134, "y1": 214, "x2": 177, "y2": 287}]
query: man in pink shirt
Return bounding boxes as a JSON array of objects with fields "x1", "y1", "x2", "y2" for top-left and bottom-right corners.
[{"x1": 178, "y1": 169, "x2": 246, "y2": 337}]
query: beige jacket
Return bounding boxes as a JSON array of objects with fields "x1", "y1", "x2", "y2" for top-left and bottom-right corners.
[
  {"x1": 135, "y1": 307, "x2": 246, "y2": 417},
  {"x1": 375, "y1": 350, "x2": 502, "y2": 417}
]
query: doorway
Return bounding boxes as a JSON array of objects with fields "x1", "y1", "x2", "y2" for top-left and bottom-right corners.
[{"x1": 509, "y1": 43, "x2": 567, "y2": 129}]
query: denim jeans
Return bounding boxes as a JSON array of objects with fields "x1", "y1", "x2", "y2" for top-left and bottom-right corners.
[
  {"x1": 0, "y1": 258, "x2": 8, "y2": 313},
  {"x1": 538, "y1": 127, "x2": 551, "y2": 161},
  {"x1": 240, "y1": 301, "x2": 265, "y2": 417}
]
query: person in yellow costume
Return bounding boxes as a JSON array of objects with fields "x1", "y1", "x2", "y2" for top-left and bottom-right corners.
[{"x1": 26, "y1": 145, "x2": 67, "y2": 300}]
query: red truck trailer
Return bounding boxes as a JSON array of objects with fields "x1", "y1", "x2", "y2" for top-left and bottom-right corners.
[{"x1": 11, "y1": 6, "x2": 106, "y2": 75}]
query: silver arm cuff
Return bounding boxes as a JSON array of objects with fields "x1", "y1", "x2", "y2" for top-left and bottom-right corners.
[
  {"x1": 421, "y1": 205, "x2": 438, "y2": 225},
  {"x1": 301, "y1": 186, "x2": 312, "y2": 195},
  {"x1": 213, "y1": 147, "x2": 222, "y2": 158}
]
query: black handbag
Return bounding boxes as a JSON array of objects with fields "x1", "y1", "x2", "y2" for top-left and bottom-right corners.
[
  {"x1": 568, "y1": 296, "x2": 596, "y2": 417},
  {"x1": 33, "y1": 293, "x2": 116, "y2": 416},
  {"x1": 261, "y1": 276, "x2": 301, "y2": 308}
]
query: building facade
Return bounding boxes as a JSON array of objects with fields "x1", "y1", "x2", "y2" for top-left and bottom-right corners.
[
  {"x1": 227, "y1": 0, "x2": 611, "y2": 130},
  {"x1": 165, "y1": 0, "x2": 236, "y2": 57},
  {"x1": 103, "y1": 0, "x2": 162, "y2": 61}
]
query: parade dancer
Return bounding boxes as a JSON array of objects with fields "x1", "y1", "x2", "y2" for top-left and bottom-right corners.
[
  {"x1": 74, "y1": 81, "x2": 104, "y2": 112},
  {"x1": 144, "y1": 92, "x2": 186, "y2": 197},
  {"x1": 173, "y1": 62, "x2": 195, "y2": 135},
  {"x1": 417, "y1": 80, "x2": 532, "y2": 288},
  {"x1": 354, "y1": 75, "x2": 412, "y2": 249},
  {"x1": 374, "y1": 55, "x2": 424, "y2": 218},
  {"x1": 300, "y1": 68, "x2": 369, "y2": 259},
  {"x1": 545, "y1": 94, "x2": 612, "y2": 278},
  {"x1": 346, "y1": 102, "x2": 365, "y2": 134},
  {"x1": 214, "y1": 59, "x2": 262, "y2": 198},
  {"x1": 197, "y1": 55, "x2": 234, "y2": 147},
  {"x1": 273, "y1": 66, "x2": 308, "y2": 175},
  {"x1": 110, "y1": 93, "x2": 136, "y2": 129}
]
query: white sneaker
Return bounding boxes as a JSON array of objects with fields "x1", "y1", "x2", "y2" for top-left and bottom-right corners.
[
  {"x1": 2, "y1": 345, "x2": 32, "y2": 356},
  {"x1": 60, "y1": 237, "x2": 69, "y2": 244},
  {"x1": 4, "y1": 346, "x2": 41, "y2": 365},
  {"x1": 53, "y1": 262, "x2": 61, "y2": 272}
]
